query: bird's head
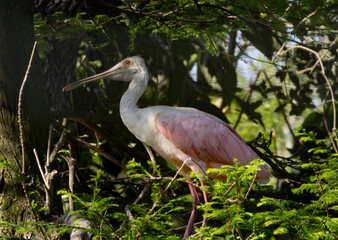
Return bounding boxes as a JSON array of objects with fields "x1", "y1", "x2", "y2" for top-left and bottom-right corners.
[{"x1": 63, "y1": 56, "x2": 148, "y2": 92}]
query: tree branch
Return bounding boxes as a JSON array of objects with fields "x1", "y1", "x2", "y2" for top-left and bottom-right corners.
[
  {"x1": 18, "y1": 40, "x2": 37, "y2": 174},
  {"x1": 73, "y1": 135, "x2": 127, "y2": 169},
  {"x1": 277, "y1": 45, "x2": 337, "y2": 146}
]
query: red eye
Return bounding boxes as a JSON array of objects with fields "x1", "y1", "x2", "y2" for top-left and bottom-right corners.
[{"x1": 125, "y1": 59, "x2": 131, "y2": 65}]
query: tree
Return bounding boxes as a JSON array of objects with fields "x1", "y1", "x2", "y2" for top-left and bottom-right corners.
[
  {"x1": 0, "y1": 0, "x2": 51, "y2": 237},
  {"x1": 0, "y1": 0, "x2": 336, "y2": 238}
]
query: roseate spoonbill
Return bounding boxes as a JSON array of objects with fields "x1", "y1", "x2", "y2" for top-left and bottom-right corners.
[{"x1": 63, "y1": 56, "x2": 271, "y2": 238}]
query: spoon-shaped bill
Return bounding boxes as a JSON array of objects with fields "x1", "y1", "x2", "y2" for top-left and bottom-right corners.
[{"x1": 62, "y1": 65, "x2": 121, "y2": 92}]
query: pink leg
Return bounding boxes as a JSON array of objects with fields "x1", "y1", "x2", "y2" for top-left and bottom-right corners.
[
  {"x1": 183, "y1": 179, "x2": 200, "y2": 239},
  {"x1": 200, "y1": 180, "x2": 209, "y2": 227}
]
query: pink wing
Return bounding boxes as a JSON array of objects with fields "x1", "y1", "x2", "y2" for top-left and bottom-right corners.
[{"x1": 155, "y1": 111, "x2": 260, "y2": 167}]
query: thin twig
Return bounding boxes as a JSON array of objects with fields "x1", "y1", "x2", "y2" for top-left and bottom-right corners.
[
  {"x1": 237, "y1": 227, "x2": 244, "y2": 240},
  {"x1": 133, "y1": 181, "x2": 152, "y2": 205},
  {"x1": 189, "y1": 230, "x2": 203, "y2": 238},
  {"x1": 278, "y1": 45, "x2": 336, "y2": 137},
  {"x1": 33, "y1": 148, "x2": 49, "y2": 189},
  {"x1": 58, "y1": 110, "x2": 148, "y2": 160},
  {"x1": 17, "y1": 40, "x2": 50, "y2": 239},
  {"x1": 130, "y1": 143, "x2": 157, "y2": 205},
  {"x1": 272, "y1": 42, "x2": 286, "y2": 63},
  {"x1": 323, "y1": 114, "x2": 338, "y2": 153},
  {"x1": 223, "y1": 181, "x2": 236, "y2": 199},
  {"x1": 143, "y1": 142, "x2": 157, "y2": 176},
  {"x1": 133, "y1": 159, "x2": 191, "y2": 239},
  {"x1": 75, "y1": 137, "x2": 126, "y2": 169},
  {"x1": 99, "y1": 211, "x2": 107, "y2": 240},
  {"x1": 148, "y1": 158, "x2": 190, "y2": 214},
  {"x1": 46, "y1": 124, "x2": 53, "y2": 168},
  {"x1": 272, "y1": 0, "x2": 328, "y2": 63},
  {"x1": 125, "y1": 205, "x2": 134, "y2": 221},
  {"x1": 263, "y1": 70, "x2": 296, "y2": 143},
  {"x1": 162, "y1": 3, "x2": 195, "y2": 17},
  {"x1": 245, "y1": 172, "x2": 257, "y2": 199},
  {"x1": 101, "y1": 1, "x2": 224, "y2": 23},
  {"x1": 68, "y1": 157, "x2": 76, "y2": 212},
  {"x1": 296, "y1": 5, "x2": 322, "y2": 27},
  {"x1": 59, "y1": 154, "x2": 76, "y2": 212},
  {"x1": 34, "y1": 148, "x2": 57, "y2": 209},
  {"x1": 18, "y1": 41, "x2": 37, "y2": 174},
  {"x1": 49, "y1": 128, "x2": 67, "y2": 165}
]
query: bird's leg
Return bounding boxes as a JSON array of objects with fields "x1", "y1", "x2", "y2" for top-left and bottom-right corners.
[
  {"x1": 200, "y1": 180, "x2": 209, "y2": 228},
  {"x1": 184, "y1": 178, "x2": 200, "y2": 239}
]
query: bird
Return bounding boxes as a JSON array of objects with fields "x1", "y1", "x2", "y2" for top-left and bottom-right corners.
[{"x1": 63, "y1": 56, "x2": 271, "y2": 238}]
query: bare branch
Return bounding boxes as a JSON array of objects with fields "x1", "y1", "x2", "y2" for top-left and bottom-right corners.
[
  {"x1": 262, "y1": 70, "x2": 296, "y2": 143},
  {"x1": 277, "y1": 45, "x2": 337, "y2": 143},
  {"x1": 18, "y1": 41, "x2": 37, "y2": 174},
  {"x1": 148, "y1": 158, "x2": 190, "y2": 214},
  {"x1": 33, "y1": 148, "x2": 49, "y2": 189},
  {"x1": 46, "y1": 124, "x2": 53, "y2": 168},
  {"x1": 323, "y1": 114, "x2": 338, "y2": 153},
  {"x1": 245, "y1": 172, "x2": 257, "y2": 199},
  {"x1": 132, "y1": 143, "x2": 157, "y2": 205},
  {"x1": 143, "y1": 142, "x2": 157, "y2": 176},
  {"x1": 57, "y1": 109, "x2": 148, "y2": 160},
  {"x1": 49, "y1": 127, "x2": 68, "y2": 165},
  {"x1": 74, "y1": 137, "x2": 126, "y2": 169}
]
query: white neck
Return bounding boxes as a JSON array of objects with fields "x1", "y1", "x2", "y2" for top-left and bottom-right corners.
[{"x1": 119, "y1": 70, "x2": 149, "y2": 132}]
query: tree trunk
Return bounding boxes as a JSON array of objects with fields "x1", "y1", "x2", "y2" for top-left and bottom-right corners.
[
  {"x1": 42, "y1": 37, "x2": 79, "y2": 110},
  {"x1": 0, "y1": 0, "x2": 51, "y2": 237}
]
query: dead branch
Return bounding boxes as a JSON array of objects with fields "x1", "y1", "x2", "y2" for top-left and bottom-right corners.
[
  {"x1": 148, "y1": 158, "x2": 190, "y2": 214},
  {"x1": 49, "y1": 127, "x2": 68, "y2": 165},
  {"x1": 74, "y1": 137, "x2": 126, "y2": 169},
  {"x1": 17, "y1": 40, "x2": 50, "y2": 239},
  {"x1": 277, "y1": 45, "x2": 337, "y2": 143},
  {"x1": 18, "y1": 41, "x2": 37, "y2": 174}
]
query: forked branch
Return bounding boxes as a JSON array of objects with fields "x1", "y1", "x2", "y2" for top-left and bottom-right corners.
[{"x1": 275, "y1": 45, "x2": 337, "y2": 150}]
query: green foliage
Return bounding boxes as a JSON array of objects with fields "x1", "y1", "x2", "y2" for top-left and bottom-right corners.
[
  {"x1": 191, "y1": 160, "x2": 271, "y2": 239},
  {"x1": 0, "y1": 157, "x2": 14, "y2": 170},
  {"x1": 2, "y1": 0, "x2": 335, "y2": 238},
  {"x1": 256, "y1": 129, "x2": 338, "y2": 240},
  {"x1": 53, "y1": 164, "x2": 186, "y2": 239},
  {"x1": 2, "y1": 147, "x2": 336, "y2": 239},
  {"x1": 45, "y1": 159, "x2": 268, "y2": 239},
  {"x1": 56, "y1": 173, "x2": 120, "y2": 238}
]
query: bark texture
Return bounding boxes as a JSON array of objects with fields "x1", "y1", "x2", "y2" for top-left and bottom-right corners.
[{"x1": 0, "y1": 0, "x2": 51, "y2": 237}]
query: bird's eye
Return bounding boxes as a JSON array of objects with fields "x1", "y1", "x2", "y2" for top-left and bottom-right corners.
[{"x1": 125, "y1": 59, "x2": 132, "y2": 66}]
